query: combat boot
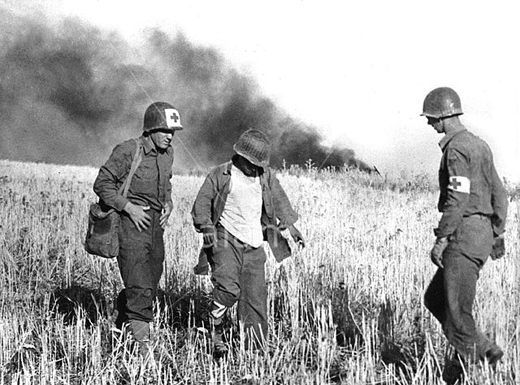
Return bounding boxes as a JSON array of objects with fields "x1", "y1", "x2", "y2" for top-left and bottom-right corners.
[
  {"x1": 209, "y1": 301, "x2": 228, "y2": 359},
  {"x1": 485, "y1": 344, "x2": 504, "y2": 367},
  {"x1": 211, "y1": 318, "x2": 228, "y2": 359}
]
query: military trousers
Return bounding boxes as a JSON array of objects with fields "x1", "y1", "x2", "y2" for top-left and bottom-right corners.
[
  {"x1": 424, "y1": 215, "x2": 498, "y2": 361},
  {"x1": 116, "y1": 209, "x2": 165, "y2": 323},
  {"x1": 208, "y1": 225, "x2": 268, "y2": 348}
]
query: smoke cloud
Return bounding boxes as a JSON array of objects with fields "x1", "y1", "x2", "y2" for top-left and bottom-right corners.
[{"x1": 0, "y1": 9, "x2": 371, "y2": 172}]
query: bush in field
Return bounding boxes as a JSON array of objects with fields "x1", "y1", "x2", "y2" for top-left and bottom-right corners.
[{"x1": 0, "y1": 159, "x2": 518, "y2": 384}]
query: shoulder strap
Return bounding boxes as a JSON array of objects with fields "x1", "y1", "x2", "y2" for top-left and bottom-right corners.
[{"x1": 119, "y1": 138, "x2": 143, "y2": 198}]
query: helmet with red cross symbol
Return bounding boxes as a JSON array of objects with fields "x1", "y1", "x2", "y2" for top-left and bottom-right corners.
[
  {"x1": 143, "y1": 102, "x2": 183, "y2": 132},
  {"x1": 421, "y1": 87, "x2": 463, "y2": 119}
]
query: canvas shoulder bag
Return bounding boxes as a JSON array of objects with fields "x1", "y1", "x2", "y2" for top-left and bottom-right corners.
[{"x1": 84, "y1": 139, "x2": 143, "y2": 258}]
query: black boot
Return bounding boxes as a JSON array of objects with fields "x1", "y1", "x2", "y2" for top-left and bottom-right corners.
[
  {"x1": 209, "y1": 301, "x2": 228, "y2": 359},
  {"x1": 485, "y1": 344, "x2": 504, "y2": 368},
  {"x1": 442, "y1": 354, "x2": 465, "y2": 385},
  {"x1": 212, "y1": 318, "x2": 228, "y2": 359}
]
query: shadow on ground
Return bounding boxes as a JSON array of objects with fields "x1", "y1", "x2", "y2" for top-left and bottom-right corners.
[{"x1": 49, "y1": 285, "x2": 107, "y2": 327}]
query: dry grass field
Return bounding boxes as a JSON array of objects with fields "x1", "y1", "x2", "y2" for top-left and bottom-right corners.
[{"x1": 0, "y1": 159, "x2": 518, "y2": 384}]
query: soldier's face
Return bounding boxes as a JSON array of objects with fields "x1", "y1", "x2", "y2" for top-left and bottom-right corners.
[
  {"x1": 426, "y1": 117, "x2": 444, "y2": 133},
  {"x1": 150, "y1": 130, "x2": 174, "y2": 150},
  {"x1": 236, "y1": 155, "x2": 261, "y2": 177}
]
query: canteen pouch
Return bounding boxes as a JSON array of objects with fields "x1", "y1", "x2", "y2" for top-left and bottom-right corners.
[
  {"x1": 84, "y1": 138, "x2": 142, "y2": 258},
  {"x1": 84, "y1": 202, "x2": 120, "y2": 258}
]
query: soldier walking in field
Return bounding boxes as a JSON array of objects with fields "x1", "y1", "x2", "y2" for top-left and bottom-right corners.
[
  {"x1": 93, "y1": 102, "x2": 182, "y2": 362},
  {"x1": 421, "y1": 87, "x2": 508, "y2": 379},
  {"x1": 191, "y1": 129, "x2": 305, "y2": 357}
]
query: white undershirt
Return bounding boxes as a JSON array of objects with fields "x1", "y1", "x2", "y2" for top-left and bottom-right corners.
[{"x1": 219, "y1": 165, "x2": 263, "y2": 248}]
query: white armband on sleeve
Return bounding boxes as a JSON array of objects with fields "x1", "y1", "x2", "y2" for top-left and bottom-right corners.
[{"x1": 448, "y1": 176, "x2": 470, "y2": 194}]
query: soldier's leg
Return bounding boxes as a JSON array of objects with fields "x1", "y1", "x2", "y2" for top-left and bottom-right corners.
[
  {"x1": 137, "y1": 210, "x2": 164, "y2": 364},
  {"x1": 443, "y1": 217, "x2": 496, "y2": 362},
  {"x1": 238, "y1": 245, "x2": 268, "y2": 350},
  {"x1": 442, "y1": 251, "x2": 481, "y2": 361},
  {"x1": 149, "y1": 211, "x2": 165, "y2": 298},
  {"x1": 118, "y1": 214, "x2": 156, "y2": 321},
  {"x1": 458, "y1": 216, "x2": 501, "y2": 364},
  {"x1": 207, "y1": 226, "x2": 243, "y2": 355},
  {"x1": 424, "y1": 268, "x2": 446, "y2": 324},
  {"x1": 117, "y1": 212, "x2": 158, "y2": 358}
]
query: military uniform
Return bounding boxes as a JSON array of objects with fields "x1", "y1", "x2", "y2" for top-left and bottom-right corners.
[
  {"x1": 92, "y1": 102, "x2": 182, "y2": 360},
  {"x1": 94, "y1": 135, "x2": 174, "y2": 324},
  {"x1": 424, "y1": 127, "x2": 508, "y2": 362}
]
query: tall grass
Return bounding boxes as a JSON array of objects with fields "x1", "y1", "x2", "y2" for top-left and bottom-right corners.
[{"x1": 0, "y1": 159, "x2": 518, "y2": 384}]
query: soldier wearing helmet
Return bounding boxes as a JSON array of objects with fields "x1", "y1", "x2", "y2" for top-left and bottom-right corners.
[
  {"x1": 191, "y1": 129, "x2": 305, "y2": 357},
  {"x1": 94, "y1": 101, "x2": 183, "y2": 363},
  {"x1": 421, "y1": 87, "x2": 508, "y2": 378}
]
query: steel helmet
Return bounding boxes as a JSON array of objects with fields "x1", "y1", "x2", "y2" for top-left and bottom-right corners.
[
  {"x1": 143, "y1": 102, "x2": 183, "y2": 132},
  {"x1": 421, "y1": 87, "x2": 463, "y2": 119},
  {"x1": 233, "y1": 129, "x2": 271, "y2": 169}
]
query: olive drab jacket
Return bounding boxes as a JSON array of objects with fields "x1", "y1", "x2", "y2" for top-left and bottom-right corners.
[
  {"x1": 94, "y1": 135, "x2": 174, "y2": 213},
  {"x1": 435, "y1": 128, "x2": 508, "y2": 238},
  {"x1": 191, "y1": 158, "x2": 299, "y2": 273}
]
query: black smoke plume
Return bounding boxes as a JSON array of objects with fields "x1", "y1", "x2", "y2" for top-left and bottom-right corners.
[{"x1": 0, "y1": 9, "x2": 371, "y2": 171}]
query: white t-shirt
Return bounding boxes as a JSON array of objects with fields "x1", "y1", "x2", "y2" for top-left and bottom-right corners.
[{"x1": 219, "y1": 165, "x2": 263, "y2": 248}]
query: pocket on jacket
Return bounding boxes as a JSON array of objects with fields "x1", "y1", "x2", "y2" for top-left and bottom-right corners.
[{"x1": 458, "y1": 217, "x2": 493, "y2": 261}]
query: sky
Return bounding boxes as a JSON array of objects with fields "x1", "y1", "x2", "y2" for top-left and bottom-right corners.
[{"x1": 4, "y1": 0, "x2": 519, "y2": 183}]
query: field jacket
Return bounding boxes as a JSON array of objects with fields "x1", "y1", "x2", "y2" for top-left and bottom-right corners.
[
  {"x1": 93, "y1": 135, "x2": 173, "y2": 212},
  {"x1": 435, "y1": 128, "x2": 508, "y2": 238},
  {"x1": 191, "y1": 159, "x2": 298, "y2": 270}
]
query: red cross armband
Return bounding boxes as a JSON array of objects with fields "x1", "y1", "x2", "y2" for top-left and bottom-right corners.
[{"x1": 448, "y1": 176, "x2": 470, "y2": 194}]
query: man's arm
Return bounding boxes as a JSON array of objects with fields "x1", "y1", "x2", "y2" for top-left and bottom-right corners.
[
  {"x1": 490, "y1": 162, "x2": 508, "y2": 236},
  {"x1": 489, "y1": 159, "x2": 508, "y2": 259},
  {"x1": 430, "y1": 148, "x2": 471, "y2": 268},
  {"x1": 93, "y1": 142, "x2": 132, "y2": 212},
  {"x1": 160, "y1": 165, "x2": 174, "y2": 229},
  {"x1": 165, "y1": 166, "x2": 174, "y2": 209},
  {"x1": 434, "y1": 148, "x2": 471, "y2": 238},
  {"x1": 269, "y1": 171, "x2": 298, "y2": 230},
  {"x1": 191, "y1": 173, "x2": 217, "y2": 233},
  {"x1": 94, "y1": 140, "x2": 152, "y2": 231},
  {"x1": 268, "y1": 170, "x2": 305, "y2": 247}
]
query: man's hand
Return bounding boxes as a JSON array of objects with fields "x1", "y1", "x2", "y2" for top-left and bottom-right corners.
[
  {"x1": 288, "y1": 225, "x2": 305, "y2": 249},
  {"x1": 430, "y1": 237, "x2": 448, "y2": 268},
  {"x1": 160, "y1": 203, "x2": 173, "y2": 229},
  {"x1": 124, "y1": 202, "x2": 151, "y2": 232},
  {"x1": 490, "y1": 234, "x2": 505, "y2": 260},
  {"x1": 202, "y1": 225, "x2": 216, "y2": 248}
]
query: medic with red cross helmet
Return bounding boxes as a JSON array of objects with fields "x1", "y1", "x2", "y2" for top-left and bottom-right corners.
[
  {"x1": 94, "y1": 101, "x2": 183, "y2": 366},
  {"x1": 421, "y1": 87, "x2": 508, "y2": 379}
]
